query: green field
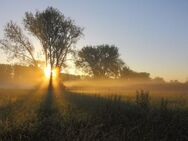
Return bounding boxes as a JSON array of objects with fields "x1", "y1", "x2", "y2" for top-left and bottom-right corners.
[{"x1": 0, "y1": 81, "x2": 188, "y2": 141}]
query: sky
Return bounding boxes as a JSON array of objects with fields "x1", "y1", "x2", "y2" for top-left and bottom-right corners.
[{"x1": 0, "y1": 0, "x2": 188, "y2": 82}]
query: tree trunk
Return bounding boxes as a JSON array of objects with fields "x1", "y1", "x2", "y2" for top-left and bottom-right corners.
[{"x1": 49, "y1": 71, "x2": 53, "y2": 87}]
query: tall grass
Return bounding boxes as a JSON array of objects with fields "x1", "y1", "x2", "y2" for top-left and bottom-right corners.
[{"x1": 0, "y1": 86, "x2": 188, "y2": 141}]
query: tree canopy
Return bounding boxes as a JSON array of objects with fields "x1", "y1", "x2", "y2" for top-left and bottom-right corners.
[
  {"x1": 76, "y1": 45, "x2": 124, "y2": 78},
  {"x1": 24, "y1": 7, "x2": 83, "y2": 69},
  {"x1": 120, "y1": 66, "x2": 151, "y2": 80},
  {"x1": 0, "y1": 21, "x2": 37, "y2": 66}
]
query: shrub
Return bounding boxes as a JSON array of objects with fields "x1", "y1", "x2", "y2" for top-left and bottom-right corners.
[
  {"x1": 136, "y1": 90, "x2": 150, "y2": 110},
  {"x1": 160, "y1": 98, "x2": 168, "y2": 112}
]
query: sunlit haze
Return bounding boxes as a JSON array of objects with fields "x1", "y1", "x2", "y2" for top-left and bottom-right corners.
[
  {"x1": 44, "y1": 65, "x2": 58, "y2": 79},
  {"x1": 0, "y1": 0, "x2": 188, "y2": 82}
]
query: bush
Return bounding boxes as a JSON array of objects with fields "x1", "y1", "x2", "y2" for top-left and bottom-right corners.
[
  {"x1": 160, "y1": 98, "x2": 168, "y2": 112},
  {"x1": 136, "y1": 90, "x2": 150, "y2": 110}
]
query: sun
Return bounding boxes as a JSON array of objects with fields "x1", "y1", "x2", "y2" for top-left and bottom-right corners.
[
  {"x1": 44, "y1": 65, "x2": 58, "y2": 79},
  {"x1": 44, "y1": 65, "x2": 51, "y2": 78}
]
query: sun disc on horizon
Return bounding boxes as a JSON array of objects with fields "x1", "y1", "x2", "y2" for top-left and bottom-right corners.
[
  {"x1": 44, "y1": 65, "x2": 58, "y2": 79},
  {"x1": 44, "y1": 65, "x2": 51, "y2": 79}
]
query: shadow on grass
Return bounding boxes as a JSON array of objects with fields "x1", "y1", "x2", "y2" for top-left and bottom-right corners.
[
  {"x1": 32, "y1": 80, "x2": 64, "y2": 141},
  {"x1": 0, "y1": 82, "x2": 45, "y2": 141},
  {"x1": 61, "y1": 91, "x2": 188, "y2": 141}
]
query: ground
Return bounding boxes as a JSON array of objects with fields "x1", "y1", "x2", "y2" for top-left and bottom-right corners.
[{"x1": 0, "y1": 80, "x2": 188, "y2": 141}]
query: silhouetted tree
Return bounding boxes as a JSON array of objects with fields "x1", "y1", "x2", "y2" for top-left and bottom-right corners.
[
  {"x1": 24, "y1": 7, "x2": 83, "y2": 70},
  {"x1": 76, "y1": 45, "x2": 124, "y2": 78},
  {"x1": 120, "y1": 66, "x2": 151, "y2": 80},
  {"x1": 120, "y1": 66, "x2": 133, "y2": 79},
  {"x1": 13, "y1": 65, "x2": 42, "y2": 81},
  {"x1": 0, "y1": 7, "x2": 83, "y2": 78},
  {"x1": 153, "y1": 77, "x2": 165, "y2": 83},
  {"x1": 0, "y1": 64, "x2": 42, "y2": 83},
  {"x1": 0, "y1": 21, "x2": 37, "y2": 67},
  {"x1": 0, "y1": 64, "x2": 13, "y2": 82}
]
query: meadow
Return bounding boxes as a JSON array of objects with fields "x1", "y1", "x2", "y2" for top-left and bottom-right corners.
[{"x1": 0, "y1": 80, "x2": 188, "y2": 141}]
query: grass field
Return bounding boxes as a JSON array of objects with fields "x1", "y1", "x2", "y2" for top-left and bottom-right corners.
[{"x1": 0, "y1": 80, "x2": 188, "y2": 141}]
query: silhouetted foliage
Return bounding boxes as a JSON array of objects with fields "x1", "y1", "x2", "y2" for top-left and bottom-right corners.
[
  {"x1": 0, "y1": 64, "x2": 42, "y2": 83},
  {"x1": 160, "y1": 98, "x2": 168, "y2": 113},
  {"x1": 76, "y1": 45, "x2": 124, "y2": 78},
  {"x1": 120, "y1": 66, "x2": 151, "y2": 80},
  {"x1": 60, "y1": 73, "x2": 80, "y2": 81},
  {"x1": 152, "y1": 77, "x2": 165, "y2": 83},
  {"x1": 0, "y1": 21, "x2": 37, "y2": 67},
  {"x1": 136, "y1": 90, "x2": 150, "y2": 110},
  {"x1": 0, "y1": 64, "x2": 13, "y2": 81},
  {"x1": 13, "y1": 65, "x2": 42, "y2": 81},
  {"x1": 24, "y1": 7, "x2": 83, "y2": 70}
]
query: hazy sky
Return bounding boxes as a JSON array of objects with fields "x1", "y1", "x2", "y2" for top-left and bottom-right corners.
[{"x1": 0, "y1": 0, "x2": 188, "y2": 82}]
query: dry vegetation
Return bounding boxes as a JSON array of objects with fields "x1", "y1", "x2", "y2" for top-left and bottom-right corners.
[
  {"x1": 65, "y1": 80, "x2": 188, "y2": 107},
  {"x1": 0, "y1": 80, "x2": 188, "y2": 141}
]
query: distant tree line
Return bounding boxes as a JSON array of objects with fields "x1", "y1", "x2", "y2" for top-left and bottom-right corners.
[
  {"x1": 0, "y1": 64, "x2": 82, "y2": 82},
  {"x1": 120, "y1": 66, "x2": 151, "y2": 80},
  {"x1": 0, "y1": 64, "x2": 42, "y2": 83},
  {"x1": 0, "y1": 64, "x2": 13, "y2": 81},
  {"x1": 1, "y1": 63, "x2": 187, "y2": 84},
  {"x1": 0, "y1": 63, "x2": 151, "y2": 82}
]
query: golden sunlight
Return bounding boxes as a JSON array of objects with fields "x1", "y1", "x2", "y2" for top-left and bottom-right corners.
[{"x1": 44, "y1": 65, "x2": 57, "y2": 79}]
